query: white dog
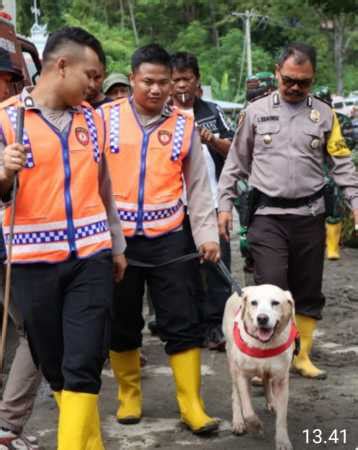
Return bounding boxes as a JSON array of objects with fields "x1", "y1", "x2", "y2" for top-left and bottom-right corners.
[{"x1": 223, "y1": 284, "x2": 298, "y2": 450}]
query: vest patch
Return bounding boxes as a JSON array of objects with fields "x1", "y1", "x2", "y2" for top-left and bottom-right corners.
[
  {"x1": 158, "y1": 130, "x2": 172, "y2": 145},
  {"x1": 75, "y1": 127, "x2": 90, "y2": 146}
]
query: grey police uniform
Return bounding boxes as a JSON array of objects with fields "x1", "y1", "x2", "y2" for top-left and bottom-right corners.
[{"x1": 219, "y1": 90, "x2": 358, "y2": 319}]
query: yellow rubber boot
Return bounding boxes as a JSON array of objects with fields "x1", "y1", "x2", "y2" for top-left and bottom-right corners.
[
  {"x1": 326, "y1": 222, "x2": 342, "y2": 260},
  {"x1": 53, "y1": 390, "x2": 62, "y2": 409},
  {"x1": 169, "y1": 348, "x2": 219, "y2": 434},
  {"x1": 293, "y1": 314, "x2": 327, "y2": 379},
  {"x1": 86, "y1": 404, "x2": 105, "y2": 450},
  {"x1": 58, "y1": 390, "x2": 103, "y2": 450},
  {"x1": 110, "y1": 350, "x2": 142, "y2": 424}
]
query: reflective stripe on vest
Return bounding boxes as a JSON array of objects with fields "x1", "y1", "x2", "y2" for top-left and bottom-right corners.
[
  {"x1": 103, "y1": 98, "x2": 194, "y2": 237},
  {"x1": 0, "y1": 98, "x2": 112, "y2": 263},
  {"x1": 6, "y1": 106, "x2": 34, "y2": 168}
]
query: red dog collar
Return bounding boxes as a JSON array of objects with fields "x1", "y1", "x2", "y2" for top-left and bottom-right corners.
[{"x1": 233, "y1": 320, "x2": 299, "y2": 358}]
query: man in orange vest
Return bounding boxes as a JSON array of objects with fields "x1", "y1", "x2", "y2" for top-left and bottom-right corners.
[
  {"x1": 100, "y1": 44, "x2": 221, "y2": 435},
  {"x1": 0, "y1": 27, "x2": 127, "y2": 450}
]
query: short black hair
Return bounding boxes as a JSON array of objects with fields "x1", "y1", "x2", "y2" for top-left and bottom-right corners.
[
  {"x1": 43, "y1": 27, "x2": 106, "y2": 68},
  {"x1": 131, "y1": 44, "x2": 171, "y2": 72},
  {"x1": 171, "y1": 52, "x2": 200, "y2": 79},
  {"x1": 278, "y1": 43, "x2": 316, "y2": 72}
]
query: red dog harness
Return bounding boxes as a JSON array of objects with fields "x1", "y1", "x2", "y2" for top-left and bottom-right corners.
[{"x1": 233, "y1": 320, "x2": 299, "y2": 359}]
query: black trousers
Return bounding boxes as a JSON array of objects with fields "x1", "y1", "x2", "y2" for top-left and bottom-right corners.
[
  {"x1": 247, "y1": 214, "x2": 326, "y2": 319},
  {"x1": 111, "y1": 231, "x2": 203, "y2": 355},
  {"x1": 202, "y1": 236, "x2": 231, "y2": 327},
  {"x1": 12, "y1": 251, "x2": 113, "y2": 394}
]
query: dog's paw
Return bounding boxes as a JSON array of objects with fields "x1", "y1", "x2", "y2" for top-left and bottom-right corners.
[
  {"x1": 245, "y1": 414, "x2": 264, "y2": 434},
  {"x1": 276, "y1": 437, "x2": 293, "y2": 450},
  {"x1": 232, "y1": 421, "x2": 246, "y2": 435}
]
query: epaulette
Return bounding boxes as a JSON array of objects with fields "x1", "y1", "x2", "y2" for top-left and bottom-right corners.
[
  {"x1": 313, "y1": 95, "x2": 331, "y2": 108},
  {"x1": 249, "y1": 91, "x2": 270, "y2": 103}
]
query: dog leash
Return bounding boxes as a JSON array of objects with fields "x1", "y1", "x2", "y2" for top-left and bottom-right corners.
[
  {"x1": 216, "y1": 259, "x2": 243, "y2": 295},
  {"x1": 128, "y1": 253, "x2": 243, "y2": 295}
]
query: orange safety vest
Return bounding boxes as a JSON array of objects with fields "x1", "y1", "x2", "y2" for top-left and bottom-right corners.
[
  {"x1": 101, "y1": 98, "x2": 194, "y2": 238},
  {"x1": 0, "y1": 95, "x2": 112, "y2": 263}
]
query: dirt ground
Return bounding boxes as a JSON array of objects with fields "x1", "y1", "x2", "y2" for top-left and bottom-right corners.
[{"x1": 2, "y1": 230, "x2": 358, "y2": 450}]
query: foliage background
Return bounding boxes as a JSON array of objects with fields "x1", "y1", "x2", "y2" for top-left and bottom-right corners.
[{"x1": 16, "y1": 0, "x2": 358, "y2": 101}]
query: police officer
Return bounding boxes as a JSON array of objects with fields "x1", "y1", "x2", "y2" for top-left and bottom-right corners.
[
  {"x1": 314, "y1": 86, "x2": 356, "y2": 260},
  {"x1": 0, "y1": 27, "x2": 127, "y2": 449},
  {"x1": 100, "y1": 44, "x2": 220, "y2": 434},
  {"x1": 218, "y1": 43, "x2": 358, "y2": 380},
  {"x1": 235, "y1": 72, "x2": 277, "y2": 286}
]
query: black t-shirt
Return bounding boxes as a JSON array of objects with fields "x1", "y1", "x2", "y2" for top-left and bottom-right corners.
[{"x1": 193, "y1": 97, "x2": 234, "y2": 180}]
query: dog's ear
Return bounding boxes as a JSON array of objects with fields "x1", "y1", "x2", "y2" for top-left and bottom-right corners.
[
  {"x1": 285, "y1": 290, "x2": 295, "y2": 318},
  {"x1": 241, "y1": 288, "x2": 250, "y2": 321}
]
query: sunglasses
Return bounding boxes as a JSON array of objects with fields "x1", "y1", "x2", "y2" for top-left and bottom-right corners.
[{"x1": 279, "y1": 72, "x2": 313, "y2": 89}]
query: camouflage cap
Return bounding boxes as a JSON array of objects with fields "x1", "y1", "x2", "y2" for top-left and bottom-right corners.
[
  {"x1": 246, "y1": 71, "x2": 275, "y2": 102},
  {"x1": 103, "y1": 73, "x2": 130, "y2": 94}
]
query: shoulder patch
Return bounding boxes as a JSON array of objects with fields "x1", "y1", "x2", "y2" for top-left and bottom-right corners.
[
  {"x1": 313, "y1": 95, "x2": 331, "y2": 108},
  {"x1": 237, "y1": 110, "x2": 246, "y2": 127},
  {"x1": 249, "y1": 91, "x2": 270, "y2": 103}
]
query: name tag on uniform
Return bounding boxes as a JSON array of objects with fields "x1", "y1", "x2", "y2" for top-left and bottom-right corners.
[{"x1": 257, "y1": 115, "x2": 279, "y2": 123}]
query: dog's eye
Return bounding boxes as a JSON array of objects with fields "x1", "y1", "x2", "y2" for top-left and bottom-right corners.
[
  {"x1": 251, "y1": 300, "x2": 258, "y2": 306},
  {"x1": 271, "y1": 300, "x2": 280, "y2": 306}
]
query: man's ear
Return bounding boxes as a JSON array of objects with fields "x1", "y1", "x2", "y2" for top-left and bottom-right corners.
[
  {"x1": 129, "y1": 72, "x2": 135, "y2": 90},
  {"x1": 275, "y1": 63, "x2": 280, "y2": 81},
  {"x1": 56, "y1": 57, "x2": 67, "y2": 78}
]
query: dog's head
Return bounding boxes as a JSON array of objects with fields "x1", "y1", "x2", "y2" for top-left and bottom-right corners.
[{"x1": 240, "y1": 284, "x2": 294, "y2": 343}]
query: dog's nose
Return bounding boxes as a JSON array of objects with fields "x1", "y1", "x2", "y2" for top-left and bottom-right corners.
[{"x1": 257, "y1": 314, "x2": 269, "y2": 326}]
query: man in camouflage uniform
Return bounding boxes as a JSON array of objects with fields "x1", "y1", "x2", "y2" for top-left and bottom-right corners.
[{"x1": 314, "y1": 86, "x2": 356, "y2": 260}]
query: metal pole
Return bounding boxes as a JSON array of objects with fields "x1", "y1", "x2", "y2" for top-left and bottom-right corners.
[{"x1": 245, "y1": 11, "x2": 253, "y2": 78}]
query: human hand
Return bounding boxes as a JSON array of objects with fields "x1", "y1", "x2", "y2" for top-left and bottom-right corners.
[
  {"x1": 113, "y1": 253, "x2": 128, "y2": 282},
  {"x1": 199, "y1": 126, "x2": 215, "y2": 145},
  {"x1": 199, "y1": 241, "x2": 220, "y2": 263},
  {"x1": 218, "y1": 211, "x2": 233, "y2": 241},
  {"x1": 3, "y1": 143, "x2": 27, "y2": 179}
]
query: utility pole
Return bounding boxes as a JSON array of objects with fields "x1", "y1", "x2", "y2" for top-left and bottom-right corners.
[{"x1": 232, "y1": 10, "x2": 268, "y2": 79}]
